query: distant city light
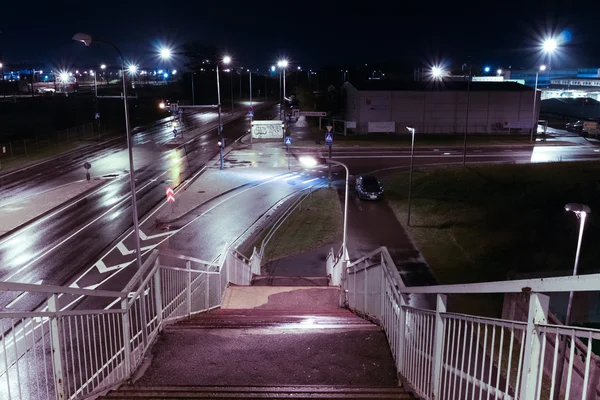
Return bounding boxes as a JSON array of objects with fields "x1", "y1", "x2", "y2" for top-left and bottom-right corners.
[
  {"x1": 271, "y1": 65, "x2": 276, "y2": 72},
  {"x1": 297, "y1": 66, "x2": 301, "y2": 70},
  {"x1": 163, "y1": 73, "x2": 169, "y2": 78},
  {"x1": 158, "y1": 69, "x2": 163, "y2": 74},
  {"x1": 484, "y1": 66, "x2": 490, "y2": 73},
  {"x1": 59, "y1": 72, "x2": 70, "y2": 83},
  {"x1": 497, "y1": 69, "x2": 503, "y2": 75},
  {"x1": 100, "y1": 64, "x2": 106, "y2": 69},
  {"x1": 172, "y1": 70, "x2": 177, "y2": 75},
  {"x1": 0, "y1": 63, "x2": 3, "y2": 68},
  {"x1": 277, "y1": 59, "x2": 288, "y2": 68}
]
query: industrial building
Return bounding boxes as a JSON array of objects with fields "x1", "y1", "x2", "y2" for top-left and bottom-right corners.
[{"x1": 343, "y1": 81, "x2": 539, "y2": 135}]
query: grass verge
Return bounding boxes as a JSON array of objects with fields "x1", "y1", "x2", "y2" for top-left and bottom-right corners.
[
  {"x1": 0, "y1": 142, "x2": 80, "y2": 171},
  {"x1": 249, "y1": 187, "x2": 343, "y2": 263},
  {"x1": 381, "y1": 161, "x2": 600, "y2": 317}
]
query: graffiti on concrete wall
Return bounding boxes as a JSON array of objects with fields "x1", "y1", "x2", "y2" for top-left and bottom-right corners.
[{"x1": 251, "y1": 121, "x2": 284, "y2": 139}]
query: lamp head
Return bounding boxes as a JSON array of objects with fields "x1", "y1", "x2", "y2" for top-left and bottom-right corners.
[
  {"x1": 539, "y1": 65, "x2": 547, "y2": 71},
  {"x1": 565, "y1": 203, "x2": 591, "y2": 215},
  {"x1": 223, "y1": 56, "x2": 231, "y2": 65},
  {"x1": 72, "y1": 33, "x2": 92, "y2": 46}
]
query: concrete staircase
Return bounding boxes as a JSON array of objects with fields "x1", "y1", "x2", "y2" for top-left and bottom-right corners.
[{"x1": 98, "y1": 283, "x2": 411, "y2": 399}]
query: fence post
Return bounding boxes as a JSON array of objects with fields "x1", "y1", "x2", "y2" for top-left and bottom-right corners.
[
  {"x1": 396, "y1": 286, "x2": 408, "y2": 374},
  {"x1": 205, "y1": 264, "x2": 210, "y2": 311},
  {"x1": 186, "y1": 261, "x2": 192, "y2": 318},
  {"x1": 120, "y1": 299, "x2": 132, "y2": 379},
  {"x1": 153, "y1": 260, "x2": 163, "y2": 331},
  {"x1": 519, "y1": 292, "x2": 549, "y2": 399},
  {"x1": 364, "y1": 261, "x2": 369, "y2": 314},
  {"x1": 48, "y1": 294, "x2": 67, "y2": 400},
  {"x1": 431, "y1": 293, "x2": 448, "y2": 399}
]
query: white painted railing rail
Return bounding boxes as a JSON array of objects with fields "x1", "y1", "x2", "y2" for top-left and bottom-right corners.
[
  {"x1": 343, "y1": 246, "x2": 600, "y2": 400},
  {"x1": 0, "y1": 245, "x2": 253, "y2": 400}
]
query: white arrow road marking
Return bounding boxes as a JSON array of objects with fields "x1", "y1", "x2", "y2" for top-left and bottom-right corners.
[
  {"x1": 139, "y1": 229, "x2": 175, "y2": 240},
  {"x1": 5, "y1": 280, "x2": 43, "y2": 308},
  {"x1": 95, "y1": 259, "x2": 134, "y2": 274}
]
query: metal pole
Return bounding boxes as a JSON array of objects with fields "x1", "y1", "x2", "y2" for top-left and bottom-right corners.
[
  {"x1": 554, "y1": 211, "x2": 588, "y2": 399},
  {"x1": 94, "y1": 72, "x2": 97, "y2": 97},
  {"x1": 250, "y1": 72, "x2": 253, "y2": 144},
  {"x1": 407, "y1": 128, "x2": 416, "y2": 226},
  {"x1": 120, "y1": 60, "x2": 144, "y2": 271},
  {"x1": 216, "y1": 65, "x2": 222, "y2": 134},
  {"x1": 191, "y1": 72, "x2": 195, "y2": 105},
  {"x1": 463, "y1": 73, "x2": 471, "y2": 165},
  {"x1": 230, "y1": 72, "x2": 234, "y2": 112},
  {"x1": 283, "y1": 68, "x2": 287, "y2": 127},
  {"x1": 327, "y1": 160, "x2": 349, "y2": 262},
  {"x1": 531, "y1": 72, "x2": 539, "y2": 144}
]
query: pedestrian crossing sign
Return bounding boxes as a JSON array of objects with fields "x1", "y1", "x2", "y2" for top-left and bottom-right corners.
[{"x1": 285, "y1": 137, "x2": 292, "y2": 146}]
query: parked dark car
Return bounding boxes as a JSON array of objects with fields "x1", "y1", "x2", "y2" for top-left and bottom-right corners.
[
  {"x1": 355, "y1": 175, "x2": 384, "y2": 200},
  {"x1": 566, "y1": 120, "x2": 583, "y2": 132}
]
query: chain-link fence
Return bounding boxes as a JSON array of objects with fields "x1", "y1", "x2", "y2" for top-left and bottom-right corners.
[{"x1": 0, "y1": 121, "x2": 106, "y2": 162}]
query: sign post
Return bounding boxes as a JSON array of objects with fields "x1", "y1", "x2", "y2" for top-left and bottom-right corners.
[
  {"x1": 326, "y1": 126, "x2": 333, "y2": 187},
  {"x1": 83, "y1": 162, "x2": 92, "y2": 182},
  {"x1": 285, "y1": 136, "x2": 292, "y2": 170}
]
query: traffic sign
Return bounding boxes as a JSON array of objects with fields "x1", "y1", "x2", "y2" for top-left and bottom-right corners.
[
  {"x1": 248, "y1": 111, "x2": 254, "y2": 117},
  {"x1": 166, "y1": 187, "x2": 175, "y2": 203},
  {"x1": 249, "y1": 106, "x2": 254, "y2": 113},
  {"x1": 326, "y1": 125, "x2": 333, "y2": 132},
  {"x1": 94, "y1": 112, "x2": 100, "y2": 119},
  {"x1": 178, "y1": 108, "x2": 184, "y2": 115},
  {"x1": 83, "y1": 162, "x2": 92, "y2": 170},
  {"x1": 173, "y1": 128, "x2": 178, "y2": 136},
  {"x1": 325, "y1": 133, "x2": 333, "y2": 146},
  {"x1": 285, "y1": 137, "x2": 292, "y2": 146}
]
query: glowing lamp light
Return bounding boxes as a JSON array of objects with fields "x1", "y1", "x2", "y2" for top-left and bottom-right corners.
[
  {"x1": 277, "y1": 59, "x2": 288, "y2": 68},
  {"x1": 159, "y1": 47, "x2": 172, "y2": 59},
  {"x1": 223, "y1": 55, "x2": 232, "y2": 64},
  {"x1": 172, "y1": 70, "x2": 177, "y2": 75},
  {"x1": 127, "y1": 64, "x2": 138, "y2": 74},
  {"x1": 100, "y1": 64, "x2": 106, "y2": 69},
  {"x1": 271, "y1": 65, "x2": 276, "y2": 72},
  {"x1": 431, "y1": 66, "x2": 444, "y2": 79},
  {"x1": 299, "y1": 156, "x2": 318, "y2": 168},
  {"x1": 497, "y1": 69, "x2": 503, "y2": 75},
  {"x1": 159, "y1": 102, "x2": 165, "y2": 109},
  {"x1": 163, "y1": 73, "x2": 169, "y2": 78},
  {"x1": 540, "y1": 65, "x2": 547, "y2": 71},
  {"x1": 542, "y1": 38, "x2": 558, "y2": 53},
  {"x1": 59, "y1": 72, "x2": 69, "y2": 83},
  {"x1": 484, "y1": 66, "x2": 490, "y2": 73}
]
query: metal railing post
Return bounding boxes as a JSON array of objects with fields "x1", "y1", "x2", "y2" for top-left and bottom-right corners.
[
  {"x1": 397, "y1": 288, "x2": 407, "y2": 373},
  {"x1": 48, "y1": 294, "x2": 67, "y2": 400},
  {"x1": 431, "y1": 293, "x2": 448, "y2": 399},
  {"x1": 364, "y1": 262, "x2": 369, "y2": 315},
  {"x1": 519, "y1": 292, "x2": 549, "y2": 399},
  {"x1": 186, "y1": 261, "x2": 192, "y2": 317},
  {"x1": 120, "y1": 299, "x2": 132, "y2": 379},
  {"x1": 205, "y1": 264, "x2": 210, "y2": 311},
  {"x1": 153, "y1": 264, "x2": 163, "y2": 331}
]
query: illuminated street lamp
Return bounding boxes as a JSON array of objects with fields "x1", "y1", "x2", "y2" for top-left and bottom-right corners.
[
  {"x1": 300, "y1": 156, "x2": 350, "y2": 265},
  {"x1": 530, "y1": 64, "x2": 547, "y2": 143},
  {"x1": 554, "y1": 203, "x2": 591, "y2": 399},
  {"x1": 484, "y1": 66, "x2": 490, "y2": 73},
  {"x1": 542, "y1": 37, "x2": 558, "y2": 54},
  {"x1": 215, "y1": 55, "x2": 231, "y2": 169},
  {"x1": 100, "y1": 64, "x2": 106, "y2": 69},
  {"x1": 277, "y1": 59, "x2": 288, "y2": 124},
  {"x1": 431, "y1": 66, "x2": 444, "y2": 80},
  {"x1": 159, "y1": 47, "x2": 172, "y2": 60},
  {"x1": 497, "y1": 69, "x2": 503, "y2": 75},
  {"x1": 72, "y1": 32, "x2": 144, "y2": 275}
]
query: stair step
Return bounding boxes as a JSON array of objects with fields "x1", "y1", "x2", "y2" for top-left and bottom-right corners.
[
  {"x1": 101, "y1": 385, "x2": 411, "y2": 399},
  {"x1": 170, "y1": 308, "x2": 375, "y2": 329},
  {"x1": 251, "y1": 276, "x2": 330, "y2": 287}
]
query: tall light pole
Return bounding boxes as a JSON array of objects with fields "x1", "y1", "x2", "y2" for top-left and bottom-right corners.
[
  {"x1": 278, "y1": 60, "x2": 288, "y2": 125},
  {"x1": 531, "y1": 65, "x2": 546, "y2": 144},
  {"x1": 463, "y1": 65, "x2": 472, "y2": 165},
  {"x1": 72, "y1": 32, "x2": 143, "y2": 271},
  {"x1": 406, "y1": 127, "x2": 416, "y2": 226},
  {"x1": 553, "y1": 203, "x2": 590, "y2": 399},
  {"x1": 300, "y1": 156, "x2": 349, "y2": 262},
  {"x1": 216, "y1": 56, "x2": 231, "y2": 170}
]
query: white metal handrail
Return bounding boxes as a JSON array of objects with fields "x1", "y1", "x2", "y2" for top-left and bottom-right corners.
[
  {"x1": 0, "y1": 245, "x2": 252, "y2": 400},
  {"x1": 343, "y1": 246, "x2": 600, "y2": 400}
]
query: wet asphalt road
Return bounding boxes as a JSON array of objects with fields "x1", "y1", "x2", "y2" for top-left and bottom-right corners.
[{"x1": 0, "y1": 105, "x2": 276, "y2": 296}]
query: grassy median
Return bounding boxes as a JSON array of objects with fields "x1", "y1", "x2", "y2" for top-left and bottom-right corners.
[
  {"x1": 381, "y1": 161, "x2": 600, "y2": 317},
  {"x1": 256, "y1": 187, "x2": 343, "y2": 263}
]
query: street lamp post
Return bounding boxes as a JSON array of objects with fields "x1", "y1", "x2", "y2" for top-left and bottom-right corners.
[
  {"x1": 216, "y1": 56, "x2": 231, "y2": 170},
  {"x1": 406, "y1": 126, "x2": 416, "y2": 226},
  {"x1": 553, "y1": 203, "x2": 591, "y2": 399},
  {"x1": 463, "y1": 65, "x2": 472, "y2": 165},
  {"x1": 278, "y1": 60, "x2": 288, "y2": 125},
  {"x1": 531, "y1": 65, "x2": 546, "y2": 144},
  {"x1": 72, "y1": 33, "x2": 144, "y2": 274}
]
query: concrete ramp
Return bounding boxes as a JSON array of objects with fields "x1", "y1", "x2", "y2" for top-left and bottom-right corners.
[{"x1": 222, "y1": 285, "x2": 339, "y2": 310}]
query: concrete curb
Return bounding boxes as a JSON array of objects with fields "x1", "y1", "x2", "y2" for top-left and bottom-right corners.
[
  {"x1": 288, "y1": 141, "x2": 578, "y2": 152},
  {"x1": 0, "y1": 178, "x2": 112, "y2": 240}
]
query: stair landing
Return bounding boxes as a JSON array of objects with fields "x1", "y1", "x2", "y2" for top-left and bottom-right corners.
[{"x1": 221, "y1": 285, "x2": 339, "y2": 310}]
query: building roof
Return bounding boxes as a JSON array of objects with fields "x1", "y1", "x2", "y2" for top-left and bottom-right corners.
[{"x1": 347, "y1": 80, "x2": 533, "y2": 92}]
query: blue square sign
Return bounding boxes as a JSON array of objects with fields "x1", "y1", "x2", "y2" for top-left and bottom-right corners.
[
  {"x1": 325, "y1": 133, "x2": 333, "y2": 145},
  {"x1": 285, "y1": 137, "x2": 292, "y2": 145}
]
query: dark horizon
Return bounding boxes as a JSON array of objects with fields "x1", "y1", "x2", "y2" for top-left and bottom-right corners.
[{"x1": 2, "y1": 3, "x2": 600, "y2": 71}]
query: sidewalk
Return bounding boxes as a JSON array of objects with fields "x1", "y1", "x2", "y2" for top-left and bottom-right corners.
[{"x1": 0, "y1": 178, "x2": 109, "y2": 236}]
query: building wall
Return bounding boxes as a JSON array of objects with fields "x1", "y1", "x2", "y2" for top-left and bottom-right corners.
[{"x1": 349, "y1": 89, "x2": 540, "y2": 134}]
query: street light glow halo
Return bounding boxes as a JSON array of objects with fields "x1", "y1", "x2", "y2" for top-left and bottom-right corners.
[
  {"x1": 565, "y1": 203, "x2": 591, "y2": 214},
  {"x1": 299, "y1": 156, "x2": 319, "y2": 168},
  {"x1": 72, "y1": 32, "x2": 92, "y2": 46},
  {"x1": 223, "y1": 55, "x2": 232, "y2": 64}
]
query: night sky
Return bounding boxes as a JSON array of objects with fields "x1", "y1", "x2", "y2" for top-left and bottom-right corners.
[{"x1": 2, "y1": 1, "x2": 600, "y2": 72}]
